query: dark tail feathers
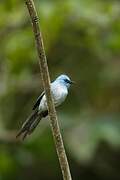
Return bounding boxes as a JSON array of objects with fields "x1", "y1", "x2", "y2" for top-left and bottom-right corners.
[{"x1": 16, "y1": 110, "x2": 48, "y2": 140}]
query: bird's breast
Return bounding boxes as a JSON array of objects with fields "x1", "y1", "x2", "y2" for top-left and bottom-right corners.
[
  {"x1": 52, "y1": 85, "x2": 68, "y2": 107},
  {"x1": 39, "y1": 84, "x2": 68, "y2": 111}
]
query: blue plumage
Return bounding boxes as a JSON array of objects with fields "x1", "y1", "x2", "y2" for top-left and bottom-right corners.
[{"x1": 16, "y1": 74, "x2": 73, "y2": 139}]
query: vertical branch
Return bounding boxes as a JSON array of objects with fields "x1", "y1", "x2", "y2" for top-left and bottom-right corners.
[{"x1": 25, "y1": 0, "x2": 72, "y2": 180}]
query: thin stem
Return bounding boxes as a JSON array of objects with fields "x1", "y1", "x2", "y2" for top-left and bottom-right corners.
[{"x1": 25, "y1": 0, "x2": 72, "y2": 179}]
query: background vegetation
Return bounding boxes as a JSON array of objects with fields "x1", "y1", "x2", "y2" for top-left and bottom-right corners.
[{"x1": 0, "y1": 0, "x2": 120, "y2": 179}]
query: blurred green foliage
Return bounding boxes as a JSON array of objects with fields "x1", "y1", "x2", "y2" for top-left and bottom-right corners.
[{"x1": 0, "y1": 0, "x2": 120, "y2": 179}]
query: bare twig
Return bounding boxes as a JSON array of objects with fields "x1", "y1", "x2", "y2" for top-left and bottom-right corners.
[{"x1": 24, "y1": 0, "x2": 72, "y2": 179}]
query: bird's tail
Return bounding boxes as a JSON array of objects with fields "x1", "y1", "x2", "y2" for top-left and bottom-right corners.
[
  {"x1": 16, "y1": 110, "x2": 40, "y2": 140},
  {"x1": 16, "y1": 110, "x2": 48, "y2": 140}
]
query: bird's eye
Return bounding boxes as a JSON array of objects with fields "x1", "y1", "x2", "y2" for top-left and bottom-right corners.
[{"x1": 64, "y1": 79, "x2": 71, "y2": 84}]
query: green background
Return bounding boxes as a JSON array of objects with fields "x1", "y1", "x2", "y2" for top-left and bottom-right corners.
[{"x1": 0, "y1": 0, "x2": 120, "y2": 179}]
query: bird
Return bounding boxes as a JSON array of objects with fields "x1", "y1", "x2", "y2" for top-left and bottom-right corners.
[{"x1": 16, "y1": 74, "x2": 73, "y2": 140}]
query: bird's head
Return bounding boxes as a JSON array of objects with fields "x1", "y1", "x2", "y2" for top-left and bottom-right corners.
[{"x1": 56, "y1": 74, "x2": 74, "y2": 89}]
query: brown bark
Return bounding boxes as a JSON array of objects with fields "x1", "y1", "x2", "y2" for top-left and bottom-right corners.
[{"x1": 24, "y1": 0, "x2": 72, "y2": 179}]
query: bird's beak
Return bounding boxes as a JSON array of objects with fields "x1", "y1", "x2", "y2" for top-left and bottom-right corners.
[{"x1": 70, "y1": 81, "x2": 75, "y2": 84}]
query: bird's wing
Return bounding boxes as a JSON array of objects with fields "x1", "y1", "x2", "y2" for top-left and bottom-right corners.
[{"x1": 32, "y1": 91, "x2": 45, "y2": 110}]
